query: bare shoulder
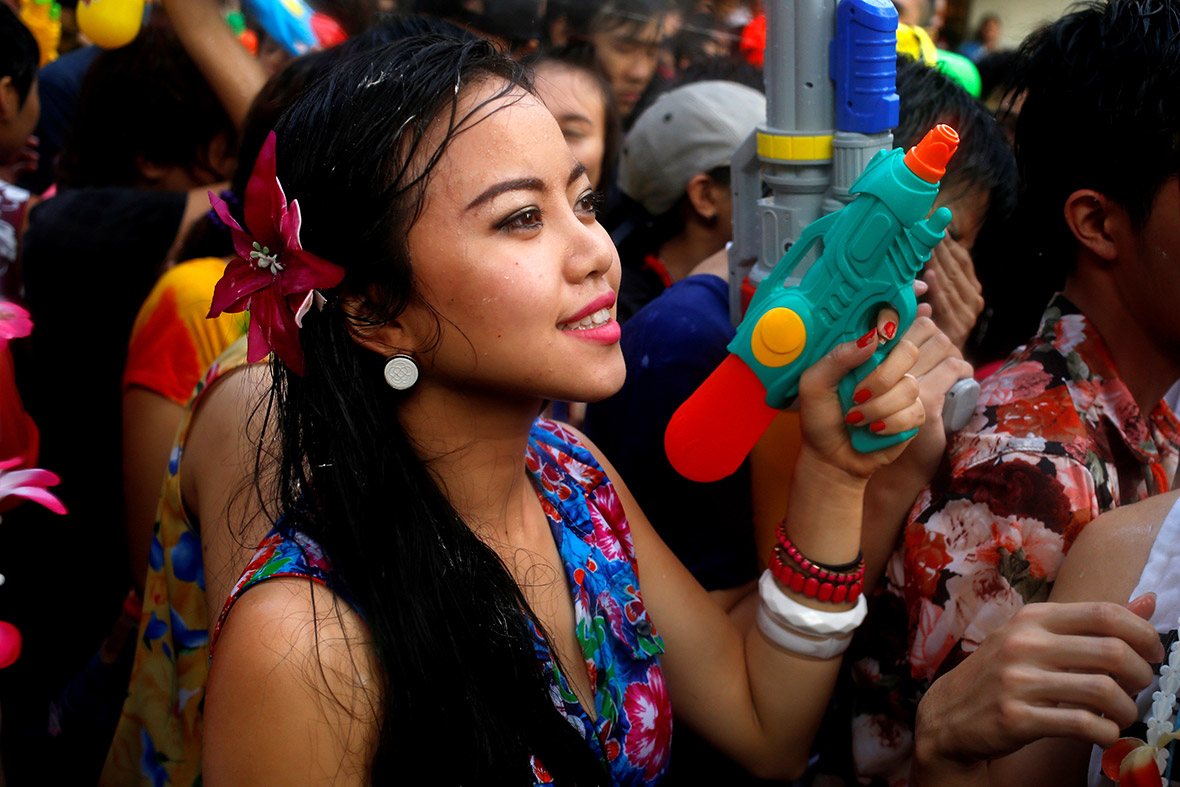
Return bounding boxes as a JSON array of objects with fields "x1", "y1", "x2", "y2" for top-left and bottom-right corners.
[
  {"x1": 182, "y1": 360, "x2": 272, "y2": 492},
  {"x1": 203, "y1": 577, "x2": 381, "y2": 786},
  {"x1": 1051, "y1": 490, "x2": 1180, "y2": 604},
  {"x1": 182, "y1": 361, "x2": 276, "y2": 619},
  {"x1": 188, "y1": 360, "x2": 273, "y2": 437}
]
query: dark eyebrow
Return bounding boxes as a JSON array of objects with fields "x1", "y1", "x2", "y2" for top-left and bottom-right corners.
[
  {"x1": 557, "y1": 112, "x2": 593, "y2": 126},
  {"x1": 466, "y1": 178, "x2": 544, "y2": 211},
  {"x1": 466, "y1": 165, "x2": 588, "y2": 211}
]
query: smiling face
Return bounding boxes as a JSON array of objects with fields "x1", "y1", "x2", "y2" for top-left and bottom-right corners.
[{"x1": 394, "y1": 83, "x2": 625, "y2": 405}]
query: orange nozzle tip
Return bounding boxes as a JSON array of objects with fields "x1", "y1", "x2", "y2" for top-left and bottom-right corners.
[{"x1": 904, "y1": 123, "x2": 960, "y2": 184}]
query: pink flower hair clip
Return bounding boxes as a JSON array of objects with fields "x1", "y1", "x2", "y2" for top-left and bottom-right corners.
[{"x1": 207, "y1": 131, "x2": 345, "y2": 376}]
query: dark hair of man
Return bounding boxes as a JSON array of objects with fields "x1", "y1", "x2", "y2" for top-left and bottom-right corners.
[
  {"x1": 671, "y1": 11, "x2": 729, "y2": 68},
  {"x1": 56, "y1": 17, "x2": 236, "y2": 189},
  {"x1": 1008, "y1": 0, "x2": 1180, "y2": 270},
  {"x1": 409, "y1": 0, "x2": 544, "y2": 46},
  {"x1": 338, "y1": 10, "x2": 476, "y2": 53},
  {"x1": 894, "y1": 56, "x2": 1016, "y2": 233},
  {"x1": 311, "y1": 0, "x2": 379, "y2": 35},
  {"x1": 525, "y1": 41, "x2": 623, "y2": 193},
  {"x1": 544, "y1": 0, "x2": 600, "y2": 44},
  {"x1": 974, "y1": 49, "x2": 1020, "y2": 107},
  {"x1": 263, "y1": 35, "x2": 609, "y2": 783},
  {"x1": 0, "y1": 3, "x2": 39, "y2": 106},
  {"x1": 591, "y1": 0, "x2": 677, "y2": 39}
]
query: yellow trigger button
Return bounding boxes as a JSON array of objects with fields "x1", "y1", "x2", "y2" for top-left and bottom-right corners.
[{"x1": 751, "y1": 308, "x2": 806, "y2": 367}]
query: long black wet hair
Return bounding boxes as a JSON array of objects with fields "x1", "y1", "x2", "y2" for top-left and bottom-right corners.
[{"x1": 262, "y1": 35, "x2": 609, "y2": 784}]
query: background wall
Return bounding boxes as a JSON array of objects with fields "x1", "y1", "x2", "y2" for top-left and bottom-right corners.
[{"x1": 963, "y1": 0, "x2": 1076, "y2": 48}]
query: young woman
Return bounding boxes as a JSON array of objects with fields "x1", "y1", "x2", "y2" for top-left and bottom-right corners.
[
  {"x1": 201, "y1": 35, "x2": 926, "y2": 784},
  {"x1": 529, "y1": 43, "x2": 621, "y2": 195}
]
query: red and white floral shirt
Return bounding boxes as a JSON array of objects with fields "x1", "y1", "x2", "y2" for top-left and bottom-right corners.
[{"x1": 839, "y1": 294, "x2": 1180, "y2": 786}]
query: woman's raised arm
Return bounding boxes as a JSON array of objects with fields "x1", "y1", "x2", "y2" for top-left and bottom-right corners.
[{"x1": 581, "y1": 331, "x2": 924, "y2": 780}]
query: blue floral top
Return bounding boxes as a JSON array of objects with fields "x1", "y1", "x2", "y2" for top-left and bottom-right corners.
[{"x1": 216, "y1": 418, "x2": 673, "y2": 785}]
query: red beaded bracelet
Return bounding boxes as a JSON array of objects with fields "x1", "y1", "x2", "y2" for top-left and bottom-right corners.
[
  {"x1": 776, "y1": 526, "x2": 864, "y2": 575},
  {"x1": 775, "y1": 541, "x2": 864, "y2": 583},
  {"x1": 777, "y1": 547, "x2": 863, "y2": 585},
  {"x1": 770, "y1": 550, "x2": 863, "y2": 603}
]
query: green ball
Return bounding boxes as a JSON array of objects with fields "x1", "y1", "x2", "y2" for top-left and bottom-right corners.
[{"x1": 934, "y1": 49, "x2": 982, "y2": 97}]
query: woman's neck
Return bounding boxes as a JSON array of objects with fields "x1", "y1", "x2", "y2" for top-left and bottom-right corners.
[{"x1": 397, "y1": 383, "x2": 544, "y2": 543}]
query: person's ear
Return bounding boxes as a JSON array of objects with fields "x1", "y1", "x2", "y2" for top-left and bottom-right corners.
[
  {"x1": 338, "y1": 292, "x2": 424, "y2": 362},
  {"x1": 685, "y1": 172, "x2": 719, "y2": 223},
  {"x1": 0, "y1": 76, "x2": 17, "y2": 124},
  {"x1": 1063, "y1": 188, "x2": 1122, "y2": 264}
]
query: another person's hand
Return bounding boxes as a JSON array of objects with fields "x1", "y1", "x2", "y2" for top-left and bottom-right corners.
[
  {"x1": 797, "y1": 322, "x2": 923, "y2": 479},
  {"x1": 885, "y1": 315, "x2": 972, "y2": 480},
  {"x1": 922, "y1": 236, "x2": 984, "y2": 351},
  {"x1": 912, "y1": 598, "x2": 1163, "y2": 784}
]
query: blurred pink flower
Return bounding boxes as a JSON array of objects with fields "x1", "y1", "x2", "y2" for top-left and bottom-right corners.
[
  {"x1": 0, "y1": 457, "x2": 67, "y2": 515},
  {"x1": 0, "y1": 302, "x2": 33, "y2": 348}
]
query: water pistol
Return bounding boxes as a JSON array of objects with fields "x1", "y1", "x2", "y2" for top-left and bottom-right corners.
[
  {"x1": 241, "y1": 0, "x2": 347, "y2": 56},
  {"x1": 665, "y1": 124, "x2": 959, "y2": 484}
]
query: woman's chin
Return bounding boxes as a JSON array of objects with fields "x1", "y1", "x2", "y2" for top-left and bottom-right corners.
[{"x1": 555, "y1": 362, "x2": 626, "y2": 406}]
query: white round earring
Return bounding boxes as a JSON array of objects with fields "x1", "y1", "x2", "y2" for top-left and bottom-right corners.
[{"x1": 383, "y1": 354, "x2": 419, "y2": 390}]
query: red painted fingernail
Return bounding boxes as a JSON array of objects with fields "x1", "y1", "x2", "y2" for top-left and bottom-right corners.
[
  {"x1": 870, "y1": 421, "x2": 886, "y2": 433},
  {"x1": 856, "y1": 328, "x2": 877, "y2": 348},
  {"x1": 845, "y1": 411, "x2": 864, "y2": 425},
  {"x1": 883, "y1": 321, "x2": 897, "y2": 340},
  {"x1": 853, "y1": 389, "x2": 872, "y2": 404}
]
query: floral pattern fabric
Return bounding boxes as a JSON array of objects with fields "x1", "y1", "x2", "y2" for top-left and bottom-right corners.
[
  {"x1": 215, "y1": 418, "x2": 672, "y2": 785},
  {"x1": 211, "y1": 526, "x2": 351, "y2": 647},
  {"x1": 101, "y1": 338, "x2": 252, "y2": 787},
  {"x1": 841, "y1": 294, "x2": 1180, "y2": 786}
]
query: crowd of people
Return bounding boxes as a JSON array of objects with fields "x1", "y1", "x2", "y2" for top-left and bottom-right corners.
[{"x1": 0, "y1": 0, "x2": 1178, "y2": 784}]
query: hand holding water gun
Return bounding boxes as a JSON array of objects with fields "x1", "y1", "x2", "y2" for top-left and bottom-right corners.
[{"x1": 666, "y1": 124, "x2": 960, "y2": 483}]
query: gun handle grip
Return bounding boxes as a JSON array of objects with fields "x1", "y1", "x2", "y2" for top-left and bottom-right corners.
[
  {"x1": 665, "y1": 354, "x2": 779, "y2": 483},
  {"x1": 837, "y1": 361, "x2": 918, "y2": 453}
]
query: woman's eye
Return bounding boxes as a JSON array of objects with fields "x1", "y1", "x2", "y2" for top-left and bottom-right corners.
[
  {"x1": 499, "y1": 208, "x2": 543, "y2": 232},
  {"x1": 575, "y1": 191, "x2": 604, "y2": 218}
]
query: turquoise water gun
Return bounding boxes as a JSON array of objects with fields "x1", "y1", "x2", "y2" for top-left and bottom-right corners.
[{"x1": 665, "y1": 124, "x2": 958, "y2": 483}]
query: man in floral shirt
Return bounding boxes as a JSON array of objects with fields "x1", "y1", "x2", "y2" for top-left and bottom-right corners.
[{"x1": 838, "y1": 1, "x2": 1180, "y2": 783}]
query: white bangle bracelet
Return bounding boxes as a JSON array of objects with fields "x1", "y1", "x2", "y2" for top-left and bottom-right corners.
[
  {"x1": 756, "y1": 603, "x2": 855, "y2": 659},
  {"x1": 757, "y1": 569, "x2": 868, "y2": 637}
]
